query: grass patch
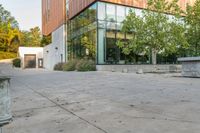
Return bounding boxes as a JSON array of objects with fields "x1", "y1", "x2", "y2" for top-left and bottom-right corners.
[{"x1": 0, "y1": 51, "x2": 17, "y2": 60}]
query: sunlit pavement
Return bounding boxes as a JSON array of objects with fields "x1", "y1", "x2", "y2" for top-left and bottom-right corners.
[{"x1": 1, "y1": 63, "x2": 200, "y2": 133}]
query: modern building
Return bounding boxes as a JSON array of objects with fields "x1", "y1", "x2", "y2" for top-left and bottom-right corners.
[
  {"x1": 42, "y1": 0, "x2": 195, "y2": 71},
  {"x1": 18, "y1": 47, "x2": 44, "y2": 69}
]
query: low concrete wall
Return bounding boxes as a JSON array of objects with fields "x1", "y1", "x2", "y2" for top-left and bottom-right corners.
[
  {"x1": 96, "y1": 64, "x2": 181, "y2": 73},
  {"x1": 178, "y1": 57, "x2": 200, "y2": 78}
]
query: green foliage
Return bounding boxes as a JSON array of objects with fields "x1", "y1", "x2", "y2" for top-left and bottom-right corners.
[
  {"x1": 54, "y1": 63, "x2": 64, "y2": 71},
  {"x1": 21, "y1": 27, "x2": 50, "y2": 47},
  {"x1": 0, "y1": 4, "x2": 18, "y2": 28},
  {"x1": 0, "y1": 4, "x2": 47, "y2": 60},
  {"x1": 81, "y1": 30, "x2": 96, "y2": 59},
  {"x1": 117, "y1": 11, "x2": 147, "y2": 56},
  {"x1": 21, "y1": 27, "x2": 42, "y2": 47},
  {"x1": 117, "y1": 0, "x2": 189, "y2": 64},
  {"x1": 76, "y1": 59, "x2": 96, "y2": 72},
  {"x1": 0, "y1": 51, "x2": 17, "y2": 60},
  {"x1": 56, "y1": 59, "x2": 96, "y2": 72},
  {"x1": 12, "y1": 58, "x2": 21, "y2": 68},
  {"x1": 41, "y1": 35, "x2": 52, "y2": 46},
  {"x1": 63, "y1": 59, "x2": 78, "y2": 71},
  {"x1": 0, "y1": 4, "x2": 21, "y2": 53},
  {"x1": 144, "y1": 0, "x2": 188, "y2": 55},
  {"x1": 185, "y1": 0, "x2": 200, "y2": 56}
]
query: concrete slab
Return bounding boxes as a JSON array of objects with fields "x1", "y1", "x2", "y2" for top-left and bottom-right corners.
[{"x1": 0, "y1": 63, "x2": 200, "y2": 133}]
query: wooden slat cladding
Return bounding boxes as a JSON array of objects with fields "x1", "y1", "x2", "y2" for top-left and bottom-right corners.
[
  {"x1": 42, "y1": 0, "x2": 66, "y2": 35},
  {"x1": 100, "y1": 0, "x2": 195, "y2": 11},
  {"x1": 68, "y1": 0, "x2": 97, "y2": 19},
  {"x1": 68, "y1": 0, "x2": 195, "y2": 19},
  {"x1": 42, "y1": 0, "x2": 195, "y2": 35},
  {"x1": 100, "y1": 0, "x2": 146, "y2": 8}
]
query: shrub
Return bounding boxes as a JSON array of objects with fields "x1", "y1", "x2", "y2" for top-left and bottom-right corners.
[
  {"x1": 63, "y1": 59, "x2": 78, "y2": 71},
  {"x1": 54, "y1": 63, "x2": 64, "y2": 71},
  {"x1": 0, "y1": 51, "x2": 17, "y2": 60},
  {"x1": 76, "y1": 59, "x2": 96, "y2": 72},
  {"x1": 12, "y1": 58, "x2": 21, "y2": 68}
]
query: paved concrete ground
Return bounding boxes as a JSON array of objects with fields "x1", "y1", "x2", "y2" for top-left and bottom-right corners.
[{"x1": 0, "y1": 63, "x2": 200, "y2": 133}]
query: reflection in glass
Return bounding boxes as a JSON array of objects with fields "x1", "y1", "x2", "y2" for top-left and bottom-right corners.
[
  {"x1": 97, "y1": 2, "x2": 148, "y2": 64},
  {"x1": 117, "y1": 6, "x2": 125, "y2": 22},
  {"x1": 98, "y1": 2, "x2": 106, "y2": 20},
  {"x1": 67, "y1": 3, "x2": 97, "y2": 61},
  {"x1": 106, "y1": 4, "x2": 116, "y2": 22},
  {"x1": 98, "y1": 28, "x2": 105, "y2": 64}
]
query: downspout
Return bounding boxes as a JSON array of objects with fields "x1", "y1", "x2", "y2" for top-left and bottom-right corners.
[{"x1": 64, "y1": 0, "x2": 67, "y2": 63}]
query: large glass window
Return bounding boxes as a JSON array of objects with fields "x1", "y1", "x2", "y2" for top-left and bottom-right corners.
[
  {"x1": 116, "y1": 23, "x2": 125, "y2": 39},
  {"x1": 98, "y1": 28, "x2": 105, "y2": 64},
  {"x1": 126, "y1": 7, "x2": 131, "y2": 16},
  {"x1": 106, "y1": 4, "x2": 116, "y2": 22},
  {"x1": 88, "y1": 4, "x2": 97, "y2": 23},
  {"x1": 96, "y1": 2, "x2": 150, "y2": 64},
  {"x1": 106, "y1": 37, "x2": 118, "y2": 64},
  {"x1": 68, "y1": 1, "x2": 186, "y2": 65},
  {"x1": 135, "y1": 8, "x2": 143, "y2": 17},
  {"x1": 98, "y1": 2, "x2": 106, "y2": 20},
  {"x1": 117, "y1": 6, "x2": 125, "y2": 22},
  {"x1": 67, "y1": 3, "x2": 97, "y2": 61},
  {"x1": 66, "y1": 0, "x2": 69, "y2": 17}
]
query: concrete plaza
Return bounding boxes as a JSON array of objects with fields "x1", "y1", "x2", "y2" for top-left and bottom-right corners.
[{"x1": 0, "y1": 63, "x2": 200, "y2": 133}]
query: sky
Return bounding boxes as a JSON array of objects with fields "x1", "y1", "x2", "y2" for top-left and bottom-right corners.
[{"x1": 0, "y1": 0, "x2": 41, "y2": 31}]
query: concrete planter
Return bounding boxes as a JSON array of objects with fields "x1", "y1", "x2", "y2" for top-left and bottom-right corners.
[
  {"x1": 0, "y1": 77, "x2": 12, "y2": 126},
  {"x1": 178, "y1": 57, "x2": 200, "y2": 78},
  {"x1": 96, "y1": 64, "x2": 181, "y2": 73}
]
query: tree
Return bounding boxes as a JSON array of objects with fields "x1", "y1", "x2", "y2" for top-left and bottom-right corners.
[
  {"x1": 0, "y1": 4, "x2": 44, "y2": 60},
  {"x1": 117, "y1": 0, "x2": 188, "y2": 64},
  {"x1": 0, "y1": 4, "x2": 18, "y2": 28},
  {"x1": 41, "y1": 35, "x2": 52, "y2": 47},
  {"x1": 21, "y1": 27, "x2": 42, "y2": 47},
  {"x1": 117, "y1": 11, "x2": 148, "y2": 60},
  {"x1": 5, "y1": 23, "x2": 21, "y2": 52},
  {"x1": 0, "y1": 4, "x2": 20, "y2": 53},
  {"x1": 185, "y1": 0, "x2": 200, "y2": 56},
  {"x1": 29, "y1": 27, "x2": 41, "y2": 46},
  {"x1": 81, "y1": 31, "x2": 96, "y2": 59}
]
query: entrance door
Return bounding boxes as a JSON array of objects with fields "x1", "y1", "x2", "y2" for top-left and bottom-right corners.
[
  {"x1": 38, "y1": 58, "x2": 43, "y2": 68},
  {"x1": 24, "y1": 54, "x2": 36, "y2": 68}
]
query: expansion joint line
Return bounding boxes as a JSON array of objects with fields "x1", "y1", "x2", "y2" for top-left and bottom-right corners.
[{"x1": 16, "y1": 79, "x2": 108, "y2": 133}]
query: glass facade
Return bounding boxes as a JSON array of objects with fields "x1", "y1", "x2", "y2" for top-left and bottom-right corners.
[
  {"x1": 67, "y1": 4, "x2": 97, "y2": 60},
  {"x1": 67, "y1": 1, "x2": 190, "y2": 65},
  {"x1": 96, "y1": 2, "x2": 150, "y2": 64}
]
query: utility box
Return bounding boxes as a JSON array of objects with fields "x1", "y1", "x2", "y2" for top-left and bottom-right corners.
[{"x1": 0, "y1": 77, "x2": 12, "y2": 126}]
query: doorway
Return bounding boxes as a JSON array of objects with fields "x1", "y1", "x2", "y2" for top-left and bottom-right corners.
[{"x1": 24, "y1": 54, "x2": 36, "y2": 68}]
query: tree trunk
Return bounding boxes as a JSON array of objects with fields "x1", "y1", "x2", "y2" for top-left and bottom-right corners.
[{"x1": 152, "y1": 49, "x2": 157, "y2": 65}]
